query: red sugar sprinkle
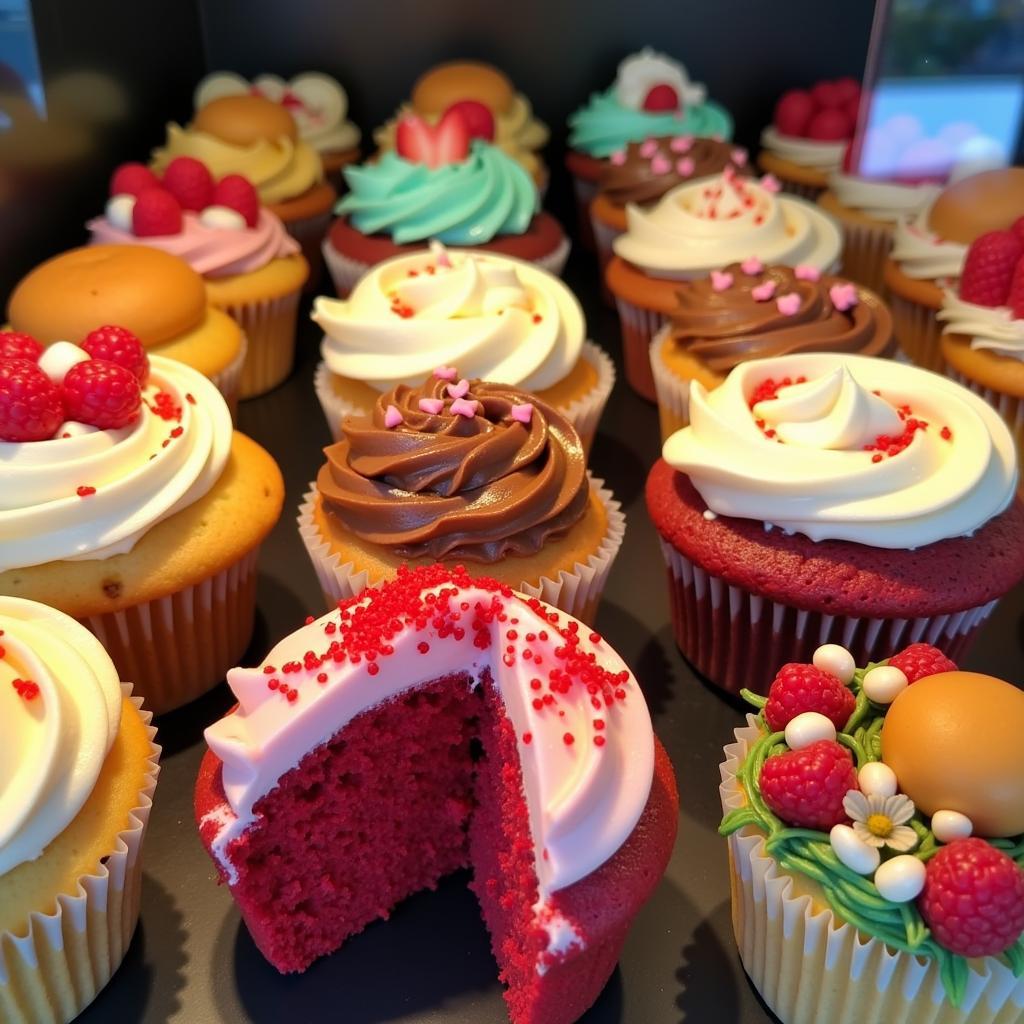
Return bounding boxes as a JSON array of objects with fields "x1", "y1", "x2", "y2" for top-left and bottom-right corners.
[
  {"x1": 268, "y1": 678, "x2": 279, "y2": 690},
  {"x1": 941, "y1": 426, "x2": 952, "y2": 440},
  {"x1": 11, "y1": 678, "x2": 39, "y2": 701},
  {"x1": 304, "y1": 615, "x2": 315, "y2": 625},
  {"x1": 417, "y1": 641, "x2": 430, "y2": 654},
  {"x1": 594, "y1": 735, "x2": 606, "y2": 747},
  {"x1": 532, "y1": 314, "x2": 542, "y2": 324},
  {"x1": 367, "y1": 662, "x2": 380, "y2": 676},
  {"x1": 317, "y1": 672, "x2": 328, "y2": 683},
  {"x1": 170, "y1": 426, "x2": 184, "y2": 438},
  {"x1": 286, "y1": 690, "x2": 298, "y2": 703},
  {"x1": 530, "y1": 679, "x2": 542, "y2": 690},
  {"x1": 76, "y1": 485, "x2": 96, "y2": 497},
  {"x1": 522, "y1": 732, "x2": 533, "y2": 744},
  {"x1": 563, "y1": 732, "x2": 575, "y2": 745},
  {"x1": 532, "y1": 698, "x2": 543, "y2": 710},
  {"x1": 589, "y1": 632, "x2": 601, "y2": 644},
  {"x1": 594, "y1": 719, "x2": 605, "y2": 730},
  {"x1": 186, "y1": 393, "x2": 196, "y2": 404}
]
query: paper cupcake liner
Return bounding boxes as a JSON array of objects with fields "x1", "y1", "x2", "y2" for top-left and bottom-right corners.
[
  {"x1": 656, "y1": 537, "x2": 996, "y2": 697},
  {"x1": 0, "y1": 684, "x2": 161, "y2": 1024},
  {"x1": 650, "y1": 326, "x2": 693, "y2": 442},
  {"x1": 314, "y1": 340, "x2": 615, "y2": 454},
  {"x1": 613, "y1": 295, "x2": 665, "y2": 402},
  {"x1": 82, "y1": 547, "x2": 261, "y2": 715},
  {"x1": 206, "y1": 333, "x2": 248, "y2": 422},
  {"x1": 889, "y1": 289, "x2": 944, "y2": 372},
  {"x1": 719, "y1": 719, "x2": 1024, "y2": 1024},
  {"x1": 775, "y1": 178, "x2": 826, "y2": 202},
  {"x1": 589, "y1": 210, "x2": 621, "y2": 306},
  {"x1": 215, "y1": 290, "x2": 302, "y2": 399},
  {"x1": 946, "y1": 368, "x2": 1024, "y2": 459},
  {"x1": 569, "y1": 173, "x2": 599, "y2": 252},
  {"x1": 282, "y1": 209, "x2": 331, "y2": 292},
  {"x1": 835, "y1": 218, "x2": 894, "y2": 296},
  {"x1": 297, "y1": 475, "x2": 625, "y2": 625}
]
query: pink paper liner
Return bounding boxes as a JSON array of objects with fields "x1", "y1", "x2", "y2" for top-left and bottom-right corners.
[
  {"x1": 0, "y1": 684, "x2": 161, "y2": 1024},
  {"x1": 314, "y1": 340, "x2": 615, "y2": 456},
  {"x1": 719, "y1": 719, "x2": 1024, "y2": 1024},
  {"x1": 889, "y1": 289, "x2": 944, "y2": 372},
  {"x1": 833, "y1": 217, "x2": 894, "y2": 297},
  {"x1": 82, "y1": 547, "x2": 261, "y2": 715},
  {"x1": 217, "y1": 290, "x2": 302, "y2": 399},
  {"x1": 297, "y1": 476, "x2": 625, "y2": 625},
  {"x1": 655, "y1": 537, "x2": 996, "y2": 697},
  {"x1": 206, "y1": 333, "x2": 248, "y2": 422},
  {"x1": 612, "y1": 295, "x2": 665, "y2": 402}
]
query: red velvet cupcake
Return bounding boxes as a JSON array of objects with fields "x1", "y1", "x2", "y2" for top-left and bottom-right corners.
[
  {"x1": 196, "y1": 564, "x2": 677, "y2": 1023},
  {"x1": 646, "y1": 352, "x2": 1024, "y2": 696}
]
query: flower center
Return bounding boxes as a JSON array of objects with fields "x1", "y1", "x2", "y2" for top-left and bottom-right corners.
[{"x1": 867, "y1": 813, "x2": 893, "y2": 838}]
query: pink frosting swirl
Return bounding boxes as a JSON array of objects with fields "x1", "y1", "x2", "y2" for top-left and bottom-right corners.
[{"x1": 87, "y1": 208, "x2": 300, "y2": 278}]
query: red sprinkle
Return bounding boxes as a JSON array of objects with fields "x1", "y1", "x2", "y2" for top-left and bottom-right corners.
[
  {"x1": 522, "y1": 732, "x2": 533, "y2": 744},
  {"x1": 76, "y1": 485, "x2": 96, "y2": 497},
  {"x1": 11, "y1": 678, "x2": 39, "y2": 701},
  {"x1": 563, "y1": 732, "x2": 575, "y2": 745}
]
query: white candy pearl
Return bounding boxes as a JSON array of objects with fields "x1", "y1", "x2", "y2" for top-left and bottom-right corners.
[
  {"x1": 862, "y1": 665, "x2": 909, "y2": 705},
  {"x1": 932, "y1": 809, "x2": 973, "y2": 843},
  {"x1": 106, "y1": 193, "x2": 136, "y2": 232},
  {"x1": 858, "y1": 761, "x2": 898, "y2": 798},
  {"x1": 830, "y1": 824, "x2": 881, "y2": 876},
  {"x1": 199, "y1": 204, "x2": 247, "y2": 230},
  {"x1": 874, "y1": 855, "x2": 926, "y2": 903},
  {"x1": 813, "y1": 643, "x2": 856, "y2": 684},
  {"x1": 38, "y1": 341, "x2": 89, "y2": 384},
  {"x1": 784, "y1": 711, "x2": 836, "y2": 750}
]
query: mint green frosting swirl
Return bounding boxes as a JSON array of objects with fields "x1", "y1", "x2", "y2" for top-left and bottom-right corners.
[
  {"x1": 336, "y1": 141, "x2": 538, "y2": 245},
  {"x1": 568, "y1": 87, "x2": 733, "y2": 158}
]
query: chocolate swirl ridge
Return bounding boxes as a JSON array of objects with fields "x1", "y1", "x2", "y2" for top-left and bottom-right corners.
[
  {"x1": 317, "y1": 376, "x2": 588, "y2": 561},
  {"x1": 669, "y1": 264, "x2": 893, "y2": 374}
]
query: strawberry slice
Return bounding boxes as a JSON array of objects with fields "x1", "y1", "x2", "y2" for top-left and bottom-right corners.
[
  {"x1": 396, "y1": 115, "x2": 436, "y2": 165},
  {"x1": 434, "y1": 107, "x2": 471, "y2": 166}
]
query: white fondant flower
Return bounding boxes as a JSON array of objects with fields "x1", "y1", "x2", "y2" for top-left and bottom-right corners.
[{"x1": 843, "y1": 790, "x2": 917, "y2": 852}]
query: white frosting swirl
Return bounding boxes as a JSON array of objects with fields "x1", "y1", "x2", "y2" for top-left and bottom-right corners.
[
  {"x1": 890, "y1": 207, "x2": 968, "y2": 280},
  {"x1": 662, "y1": 353, "x2": 1017, "y2": 549},
  {"x1": 313, "y1": 246, "x2": 585, "y2": 392},
  {"x1": 0, "y1": 355, "x2": 232, "y2": 572},
  {"x1": 760, "y1": 127, "x2": 845, "y2": 171},
  {"x1": 0, "y1": 597, "x2": 122, "y2": 876},
  {"x1": 940, "y1": 291, "x2": 1024, "y2": 360},
  {"x1": 613, "y1": 173, "x2": 842, "y2": 278},
  {"x1": 829, "y1": 173, "x2": 940, "y2": 223}
]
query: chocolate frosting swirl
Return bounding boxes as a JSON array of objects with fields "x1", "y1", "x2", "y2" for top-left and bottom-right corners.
[
  {"x1": 668, "y1": 264, "x2": 893, "y2": 374},
  {"x1": 600, "y1": 136, "x2": 747, "y2": 207},
  {"x1": 317, "y1": 376, "x2": 588, "y2": 562}
]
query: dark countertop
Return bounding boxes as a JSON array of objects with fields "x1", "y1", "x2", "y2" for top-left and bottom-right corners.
[{"x1": 79, "y1": 249, "x2": 1024, "y2": 1024}]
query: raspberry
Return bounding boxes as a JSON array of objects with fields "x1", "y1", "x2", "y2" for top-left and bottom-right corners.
[
  {"x1": 443, "y1": 99, "x2": 496, "y2": 141},
  {"x1": 760, "y1": 740, "x2": 858, "y2": 831},
  {"x1": 110, "y1": 162, "x2": 160, "y2": 198},
  {"x1": 162, "y1": 156, "x2": 215, "y2": 211},
  {"x1": 959, "y1": 231, "x2": 1022, "y2": 307},
  {"x1": 0, "y1": 358, "x2": 64, "y2": 441},
  {"x1": 81, "y1": 325, "x2": 149, "y2": 384},
  {"x1": 641, "y1": 84, "x2": 680, "y2": 112},
  {"x1": 832, "y1": 77, "x2": 861, "y2": 104},
  {"x1": 0, "y1": 331, "x2": 43, "y2": 362},
  {"x1": 62, "y1": 359, "x2": 141, "y2": 429},
  {"x1": 810, "y1": 81, "x2": 843, "y2": 109},
  {"x1": 212, "y1": 174, "x2": 259, "y2": 227},
  {"x1": 1006, "y1": 256, "x2": 1024, "y2": 320},
  {"x1": 806, "y1": 108, "x2": 853, "y2": 141},
  {"x1": 132, "y1": 187, "x2": 183, "y2": 237},
  {"x1": 887, "y1": 643, "x2": 957, "y2": 684},
  {"x1": 774, "y1": 90, "x2": 814, "y2": 137},
  {"x1": 919, "y1": 838, "x2": 1024, "y2": 958},
  {"x1": 764, "y1": 663, "x2": 856, "y2": 732},
  {"x1": 1011, "y1": 216, "x2": 1024, "y2": 249}
]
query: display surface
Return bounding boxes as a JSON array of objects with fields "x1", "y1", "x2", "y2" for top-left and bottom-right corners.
[{"x1": 73, "y1": 251, "x2": 1024, "y2": 1023}]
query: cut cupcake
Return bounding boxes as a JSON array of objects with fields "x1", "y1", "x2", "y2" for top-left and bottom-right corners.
[{"x1": 196, "y1": 564, "x2": 678, "y2": 1023}]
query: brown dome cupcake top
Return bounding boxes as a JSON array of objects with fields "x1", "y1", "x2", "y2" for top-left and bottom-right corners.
[
  {"x1": 928, "y1": 167, "x2": 1024, "y2": 244},
  {"x1": 317, "y1": 373, "x2": 587, "y2": 562},
  {"x1": 193, "y1": 94, "x2": 298, "y2": 146},
  {"x1": 411, "y1": 61, "x2": 515, "y2": 116}
]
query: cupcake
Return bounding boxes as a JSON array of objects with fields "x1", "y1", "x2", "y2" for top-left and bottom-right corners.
[
  {"x1": 195, "y1": 71, "x2": 361, "y2": 186},
  {"x1": 0, "y1": 596, "x2": 160, "y2": 1024},
  {"x1": 939, "y1": 230, "x2": 1024, "y2": 458},
  {"x1": 646, "y1": 352, "x2": 1024, "y2": 697},
  {"x1": 151, "y1": 94, "x2": 337, "y2": 274},
  {"x1": 606, "y1": 170, "x2": 841, "y2": 399},
  {"x1": 758, "y1": 79, "x2": 861, "y2": 200},
  {"x1": 589, "y1": 135, "x2": 749, "y2": 298},
  {"x1": 885, "y1": 168, "x2": 1024, "y2": 371},
  {"x1": 196, "y1": 563, "x2": 677, "y2": 1024},
  {"x1": 299, "y1": 374, "x2": 624, "y2": 625},
  {"x1": 313, "y1": 244, "x2": 613, "y2": 454},
  {"x1": 7, "y1": 245, "x2": 247, "y2": 414},
  {"x1": 374, "y1": 60, "x2": 548, "y2": 184},
  {"x1": 720, "y1": 642, "x2": 1024, "y2": 1024},
  {"x1": 323, "y1": 116, "x2": 568, "y2": 297},
  {"x1": 567, "y1": 49, "x2": 733, "y2": 246},
  {"x1": 0, "y1": 333, "x2": 284, "y2": 713},
  {"x1": 650, "y1": 263, "x2": 895, "y2": 440}
]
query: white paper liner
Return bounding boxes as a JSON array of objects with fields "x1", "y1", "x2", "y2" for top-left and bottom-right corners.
[
  {"x1": 613, "y1": 295, "x2": 665, "y2": 401},
  {"x1": 649, "y1": 325, "x2": 692, "y2": 442},
  {"x1": 889, "y1": 289, "x2": 944, "y2": 372},
  {"x1": 297, "y1": 475, "x2": 625, "y2": 625},
  {"x1": 314, "y1": 339, "x2": 615, "y2": 454},
  {"x1": 216, "y1": 289, "x2": 302, "y2": 399},
  {"x1": 0, "y1": 683, "x2": 161, "y2": 1024},
  {"x1": 835, "y1": 217, "x2": 894, "y2": 296},
  {"x1": 719, "y1": 719, "x2": 1024, "y2": 1024},
  {"x1": 946, "y1": 367, "x2": 1024, "y2": 455},
  {"x1": 206, "y1": 332, "x2": 248, "y2": 422},
  {"x1": 589, "y1": 207, "x2": 620, "y2": 305},
  {"x1": 656, "y1": 536, "x2": 997, "y2": 696},
  {"x1": 82, "y1": 546, "x2": 261, "y2": 715}
]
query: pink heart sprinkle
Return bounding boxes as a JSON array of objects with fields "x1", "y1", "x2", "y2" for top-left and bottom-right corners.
[
  {"x1": 609, "y1": 149, "x2": 627, "y2": 166},
  {"x1": 741, "y1": 256, "x2": 764, "y2": 275},
  {"x1": 511, "y1": 402, "x2": 534, "y2": 424},
  {"x1": 433, "y1": 365, "x2": 458, "y2": 380},
  {"x1": 676, "y1": 156, "x2": 695, "y2": 176},
  {"x1": 776, "y1": 292, "x2": 801, "y2": 316},
  {"x1": 639, "y1": 138, "x2": 659, "y2": 158},
  {"x1": 751, "y1": 280, "x2": 777, "y2": 302},
  {"x1": 731, "y1": 148, "x2": 748, "y2": 166},
  {"x1": 830, "y1": 282, "x2": 859, "y2": 311},
  {"x1": 794, "y1": 265, "x2": 821, "y2": 282},
  {"x1": 418, "y1": 398, "x2": 444, "y2": 414},
  {"x1": 760, "y1": 174, "x2": 781, "y2": 193},
  {"x1": 710, "y1": 270, "x2": 734, "y2": 292},
  {"x1": 650, "y1": 154, "x2": 672, "y2": 175},
  {"x1": 384, "y1": 404, "x2": 404, "y2": 428},
  {"x1": 670, "y1": 135, "x2": 694, "y2": 152},
  {"x1": 450, "y1": 397, "x2": 478, "y2": 418},
  {"x1": 446, "y1": 378, "x2": 470, "y2": 399}
]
